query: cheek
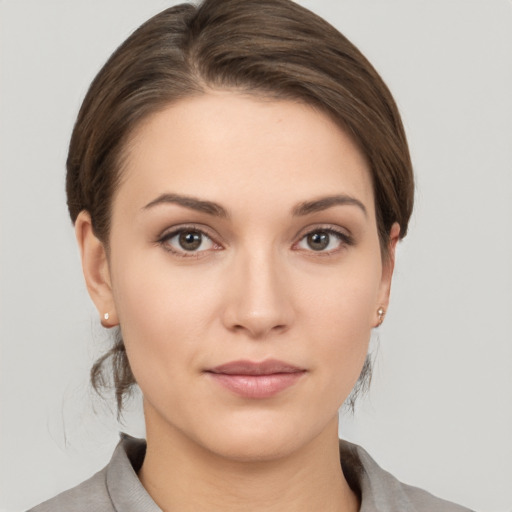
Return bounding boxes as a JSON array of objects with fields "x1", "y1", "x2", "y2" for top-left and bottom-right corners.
[
  {"x1": 311, "y1": 290, "x2": 373, "y2": 369},
  {"x1": 109, "y1": 252, "x2": 223, "y2": 373},
  {"x1": 107, "y1": 260, "x2": 170, "y2": 359},
  {"x1": 297, "y1": 253, "x2": 382, "y2": 335},
  {"x1": 296, "y1": 256, "x2": 381, "y2": 387}
]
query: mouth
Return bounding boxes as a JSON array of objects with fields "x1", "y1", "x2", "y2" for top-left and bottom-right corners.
[{"x1": 205, "y1": 359, "x2": 306, "y2": 399}]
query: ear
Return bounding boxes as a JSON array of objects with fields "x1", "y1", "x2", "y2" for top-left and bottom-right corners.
[
  {"x1": 375, "y1": 222, "x2": 400, "y2": 327},
  {"x1": 75, "y1": 211, "x2": 118, "y2": 328}
]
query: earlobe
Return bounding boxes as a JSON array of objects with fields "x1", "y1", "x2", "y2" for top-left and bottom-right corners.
[
  {"x1": 75, "y1": 211, "x2": 119, "y2": 328},
  {"x1": 375, "y1": 222, "x2": 400, "y2": 327}
]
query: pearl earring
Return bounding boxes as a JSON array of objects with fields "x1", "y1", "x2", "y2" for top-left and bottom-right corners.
[
  {"x1": 377, "y1": 307, "x2": 385, "y2": 326},
  {"x1": 104, "y1": 313, "x2": 109, "y2": 321}
]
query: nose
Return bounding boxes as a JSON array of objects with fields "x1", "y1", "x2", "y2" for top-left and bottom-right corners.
[{"x1": 221, "y1": 247, "x2": 294, "y2": 339}]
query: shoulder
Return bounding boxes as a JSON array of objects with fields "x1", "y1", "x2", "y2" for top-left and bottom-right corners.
[
  {"x1": 27, "y1": 467, "x2": 113, "y2": 512},
  {"x1": 27, "y1": 435, "x2": 158, "y2": 512},
  {"x1": 390, "y1": 479, "x2": 474, "y2": 512},
  {"x1": 340, "y1": 440, "x2": 475, "y2": 512}
]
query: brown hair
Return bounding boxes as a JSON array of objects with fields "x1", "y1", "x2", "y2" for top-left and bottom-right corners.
[{"x1": 67, "y1": 0, "x2": 414, "y2": 413}]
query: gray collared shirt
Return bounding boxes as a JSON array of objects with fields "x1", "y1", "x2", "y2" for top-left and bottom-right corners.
[{"x1": 28, "y1": 434, "x2": 474, "y2": 511}]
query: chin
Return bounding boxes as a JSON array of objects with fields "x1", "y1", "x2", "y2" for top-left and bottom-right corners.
[
  {"x1": 194, "y1": 411, "x2": 336, "y2": 463},
  {"x1": 203, "y1": 430, "x2": 303, "y2": 463}
]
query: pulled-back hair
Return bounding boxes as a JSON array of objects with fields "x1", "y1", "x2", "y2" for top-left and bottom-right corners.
[{"x1": 67, "y1": 0, "x2": 414, "y2": 413}]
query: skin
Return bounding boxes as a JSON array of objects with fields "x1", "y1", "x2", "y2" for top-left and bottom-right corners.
[{"x1": 76, "y1": 92, "x2": 399, "y2": 512}]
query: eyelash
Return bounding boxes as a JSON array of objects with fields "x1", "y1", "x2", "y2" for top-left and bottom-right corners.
[
  {"x1": 157, "y1": 224, "x2": 354, "y2": 258},
  {"x1": 294, "y1": 226, "x2": 354, "y2": 256},
  {"x1": 157, "y1": 224, "x2": 220, "y2": 259}
]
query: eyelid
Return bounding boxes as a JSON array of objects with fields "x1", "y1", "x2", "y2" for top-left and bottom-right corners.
[
  {"x1": 293, "y1": 224, "x2": 354, "y2": 253},
  {"x1": 158, "y1": 222, "x2": 216, "y2": 240},
  {"x1": 157, "y1": 223, "x2": 223, "y2": 257},
  {"x1": 293, "y1": 223, "x2": 353, "y2": 241}
]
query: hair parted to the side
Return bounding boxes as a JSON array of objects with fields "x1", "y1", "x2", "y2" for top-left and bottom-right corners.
[{"x1": 67, "y1": 0, "x2": 414, "y2": 414}]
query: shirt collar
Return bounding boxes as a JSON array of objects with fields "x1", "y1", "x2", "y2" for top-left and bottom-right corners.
[
  {"x1": 105, "y1": 433, "x2": 411, "y2": 512},
  {"x1": 106, "y1": 433, "x2": 162, "y2": 512}
]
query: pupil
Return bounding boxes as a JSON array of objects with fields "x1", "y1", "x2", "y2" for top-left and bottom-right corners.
[
  {"x1": 179, "y1": 231, "x2": 202, "y2": 250},
  {"x1": 307, "y1": 231, "x2": 329, "y2": 251}
]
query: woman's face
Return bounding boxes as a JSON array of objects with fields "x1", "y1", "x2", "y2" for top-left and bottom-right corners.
[{"x1": 79, "y1": 92, "x2": 397, "y2": 460}]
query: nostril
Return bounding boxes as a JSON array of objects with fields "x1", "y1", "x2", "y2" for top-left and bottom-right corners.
[{"x1": 229, "y1": 321, "x2": 289, "y2": 338}]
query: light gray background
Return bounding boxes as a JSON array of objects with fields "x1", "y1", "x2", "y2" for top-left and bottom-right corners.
[{"x1": 1, "y1": 1, "x2": 511, "y2": 511}]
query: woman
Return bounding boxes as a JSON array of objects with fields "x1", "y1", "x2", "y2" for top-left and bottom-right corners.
[{"x1": 24, "y1": 0, "x2": 477, "y2": 510}]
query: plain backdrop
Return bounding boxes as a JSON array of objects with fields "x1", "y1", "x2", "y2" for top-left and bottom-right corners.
[{"x1": 1, "y1": 1, "x2": 511, "y2": 511}]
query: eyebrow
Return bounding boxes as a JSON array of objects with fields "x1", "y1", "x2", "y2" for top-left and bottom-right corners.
[
  {"x1": 142, "y1": 192, "x2": 367, "y2": 218},
  {"x1": 142, "y1": 193, "x2": 229, "y2": 217},
  {"x1": 292, "y1": 195, "x2": 367, "y2": 217}
]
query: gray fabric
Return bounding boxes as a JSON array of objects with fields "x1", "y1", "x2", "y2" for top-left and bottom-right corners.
[
  {"x1": 28, "y1": 434, "x2": 160, "y2": 512},
  {"x1": 28, "y1": 434, "x2": 474, "y2": 512},
  {"x1": 347, "y1": 444, "x2": 474, "y2": 511}
]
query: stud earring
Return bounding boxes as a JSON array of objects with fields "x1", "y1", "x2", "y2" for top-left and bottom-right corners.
[
  {"x1": 377, "y1": 307, "x2": 385, "y2": 326},
  {"x1": 104, "y1": 313, "x2": 110, "y2": 321}
]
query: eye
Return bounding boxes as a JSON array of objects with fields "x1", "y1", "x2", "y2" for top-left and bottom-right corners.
[
  {"x1": 296, "y1": 228, "x2": 352, "y2": 253},
  {"x1": 159, "y1": 227, "x2": 219, "y2": 256}
]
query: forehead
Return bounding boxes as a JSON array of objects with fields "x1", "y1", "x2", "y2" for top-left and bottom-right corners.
[{"x1": 116, "y1": 92, "x2": 375, "y2": 217}]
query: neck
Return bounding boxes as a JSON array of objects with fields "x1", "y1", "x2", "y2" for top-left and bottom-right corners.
[{"x1": 138, "y1": 405, "x2": 359, "y2": 512}]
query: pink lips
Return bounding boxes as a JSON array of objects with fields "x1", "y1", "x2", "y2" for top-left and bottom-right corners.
[{"x1": 206, "y1": 359, "x2": 306, "y2": 399}]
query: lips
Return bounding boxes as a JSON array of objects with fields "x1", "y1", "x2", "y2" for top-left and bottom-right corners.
[{"x1": 205, "y1": 359, "x2": 306, "y2": 399}]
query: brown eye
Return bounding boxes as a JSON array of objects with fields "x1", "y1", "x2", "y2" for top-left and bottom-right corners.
[
  {"x1": 160, "y1": 228, "x2": 216, "y2": 255},
  {"x1": 179, "y1": 231, "x2": 203, "y2": 251},
  {"x1": 296, "y1": 228, "x2": 352, "y2": 254},
  {"x1": 306, "y1": 231, "x2": 330, "y2": 251}
]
